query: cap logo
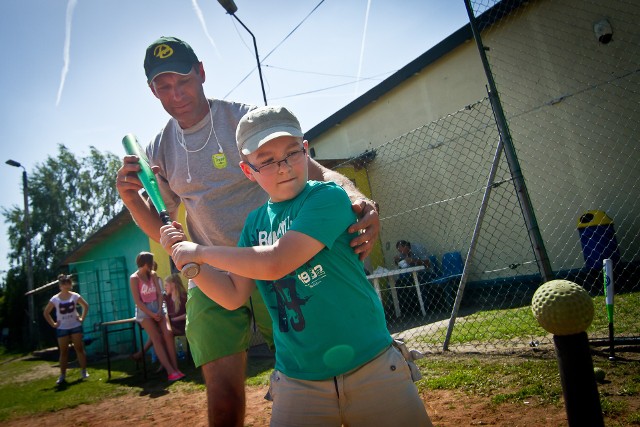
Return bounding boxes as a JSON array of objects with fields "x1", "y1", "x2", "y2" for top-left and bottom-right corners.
[{"x1": 153, "y1": 44, "x2": 174, "y2": 59}]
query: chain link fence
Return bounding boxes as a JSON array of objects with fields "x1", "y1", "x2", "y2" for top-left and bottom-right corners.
[
  {"x1": 24, "y1": 0, "x2": 638, "y2": 360},
  {"x1": 332, "y1": 0, "x2": 640, "y2": 354}
]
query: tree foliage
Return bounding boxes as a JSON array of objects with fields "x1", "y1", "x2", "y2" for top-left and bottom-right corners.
[
  {"x1": 1, "y1": 144, "x2": 122, "y2": 348},
  {"x1": 3, "y1": 144, "x2": 123, "y2": 277}
]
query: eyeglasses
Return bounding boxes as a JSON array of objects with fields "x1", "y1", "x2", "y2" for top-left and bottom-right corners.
[{"x1": 246, "y1": 148, "x2": 307, "y2": 175}]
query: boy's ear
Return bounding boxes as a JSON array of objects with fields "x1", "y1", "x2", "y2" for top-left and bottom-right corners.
[{"x1": 239, "y1": 161, "x2": 257, "y2": 181}]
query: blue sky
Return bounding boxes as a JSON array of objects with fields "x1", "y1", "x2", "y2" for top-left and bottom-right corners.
[{"x1": 0, "y1": 0, "x2": 469, "y2": 276}]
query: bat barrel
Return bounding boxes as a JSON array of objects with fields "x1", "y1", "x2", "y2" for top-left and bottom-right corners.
[{"x1": 122, "y1": 135, "x2": 200, "y2": 280}]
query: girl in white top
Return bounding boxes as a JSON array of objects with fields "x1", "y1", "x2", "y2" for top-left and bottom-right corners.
[
  {"x1": 129, "y1": 251, "x2": 184, "y2": 381},
  {"x1": 43, "y1": 274, "x2": 90, "y2": 385}
]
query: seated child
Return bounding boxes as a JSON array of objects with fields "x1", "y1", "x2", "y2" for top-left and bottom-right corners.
[{"x1": 160, "y1": 105, "x2": 432, "y2": 426}]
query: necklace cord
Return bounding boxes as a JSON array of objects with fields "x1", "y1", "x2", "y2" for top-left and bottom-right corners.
[{"x1": 174, "y1": 101, "x2": 223, "y2": 183}]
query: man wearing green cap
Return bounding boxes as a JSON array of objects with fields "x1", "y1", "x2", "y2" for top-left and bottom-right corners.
[{"x1": 117, "y1": 36, "x2": 380, "y2": 426}]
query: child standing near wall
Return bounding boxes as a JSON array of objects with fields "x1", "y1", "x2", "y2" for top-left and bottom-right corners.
[{"x1": 43, "y1": 274, "x2": 90, "y2": 385}]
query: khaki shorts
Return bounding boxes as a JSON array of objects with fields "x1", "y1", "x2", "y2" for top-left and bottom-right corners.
[
  {"x1": 268, "y1": 345, "x2": 433, "y2": 427},
  {"x1": 185, "y1": 286, "x2": 273, "y2": 368}
]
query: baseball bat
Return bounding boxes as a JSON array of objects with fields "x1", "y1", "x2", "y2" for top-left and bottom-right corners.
[
  {"x1": 122, "y1": 133, "x2": 200, "y2": 279},
  {"x1": 603, "y1": 258, "x2": 615, "y2": 360}
]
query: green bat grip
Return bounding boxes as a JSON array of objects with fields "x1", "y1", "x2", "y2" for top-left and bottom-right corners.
[{"x1": 121, "y1": 133, "x2": 200, "y2": 279}]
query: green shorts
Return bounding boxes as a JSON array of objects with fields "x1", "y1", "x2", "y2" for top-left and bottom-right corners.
[{"x1": 185, "y1": 285, "x2": 274, "y2": 368}]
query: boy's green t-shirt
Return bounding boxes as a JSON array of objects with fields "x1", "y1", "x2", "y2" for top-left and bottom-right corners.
[{"x1": 239, "y1": 180, "x2": 391, "y2": 380}]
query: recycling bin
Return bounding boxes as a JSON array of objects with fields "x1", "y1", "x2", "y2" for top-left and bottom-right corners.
[{"x1": 577, "y1": 210, "x2": 620, "y2": 269}]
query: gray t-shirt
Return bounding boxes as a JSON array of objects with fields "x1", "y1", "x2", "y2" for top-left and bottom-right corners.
[{"x1": 146, "y1": 99, "x2": 268, "y2": 247}]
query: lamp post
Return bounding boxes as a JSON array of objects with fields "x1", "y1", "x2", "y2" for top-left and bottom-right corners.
[
  {"x1": 217, "y1": 0, "x2": 268, "y2": 106},
  {"x1": 6, "y1": 159, "x2": 35, "y2": 347}
]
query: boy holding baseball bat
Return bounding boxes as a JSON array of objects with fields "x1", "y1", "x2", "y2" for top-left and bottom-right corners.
[
  {"x1": 160, "y1": 105, "x2": 432, "y2": 426},
  {"x1": 117, "y1": 36, "x2": 380, "y2": 426}
]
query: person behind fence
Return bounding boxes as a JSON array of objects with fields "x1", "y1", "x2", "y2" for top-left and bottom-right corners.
[
  {"x1": 116, "y1": 35, "x2": 380, "y2": 426},
  {"x1": 130, "y1": 251, "x2": 185, "y2": 381},
  {"x1": 43, "y1": 274, "x2": 90, "y2": 385},
  {"x1": 393, "y1": 240, "x2": 432, "y2": 314},
  {"x1": 160, "y1": 105, "x2": 432, "y2": 426},
  {"x1": 394, "y1": 240, "x2": 430, "y2": 269}
]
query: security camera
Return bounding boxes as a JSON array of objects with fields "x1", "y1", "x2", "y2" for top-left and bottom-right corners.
[{"x1": 593, "y1": 19, "x2": 613, "y2": 44}]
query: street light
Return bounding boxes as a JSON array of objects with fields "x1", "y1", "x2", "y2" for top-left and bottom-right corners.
[
  {"x1": 6, "y1": 159, "x2": 35, "y2": 347},
  {"x1": 217, "y1": 0, "x2": 268, "y2": 106}
]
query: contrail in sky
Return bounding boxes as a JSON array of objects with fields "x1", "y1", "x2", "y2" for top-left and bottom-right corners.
[
  {"x1": 56, "y1": 0, "x2": 77, "y2": 107},
  {"x1": 192, "y1": 0, "x2": 222, "y2": 58},
  {"x1": 354, "y1": 0, "x2": 372, "y2": 97}
]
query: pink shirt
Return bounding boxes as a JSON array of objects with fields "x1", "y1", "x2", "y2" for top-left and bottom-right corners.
[{"x1": 137, "y1": 273, "x2": 158, "y2": 303}]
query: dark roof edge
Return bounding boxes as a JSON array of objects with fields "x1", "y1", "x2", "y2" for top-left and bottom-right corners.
[{"x1": 305, "y1": 0, "x2": 527, "y2": 141}]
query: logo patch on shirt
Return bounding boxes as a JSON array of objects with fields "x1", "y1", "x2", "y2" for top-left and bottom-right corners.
[
  {"x1": 298, "y1": 264, "x2": 327, "y2": 288},
  {"x1": 212, "y1": 153, "x2": 227, "y2": 169},
  {"x1": 59, "y1": 301, "x2": 76, "y2": 314}
]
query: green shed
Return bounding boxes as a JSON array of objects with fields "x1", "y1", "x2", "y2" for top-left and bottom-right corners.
[{"x1": 63, "y1": 209, "x2": 149, "y2": 357}]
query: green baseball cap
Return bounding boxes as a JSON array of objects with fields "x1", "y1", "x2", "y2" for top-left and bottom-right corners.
[{"x1": 144, "y1": 36, "x2": 200, "y2": 83}]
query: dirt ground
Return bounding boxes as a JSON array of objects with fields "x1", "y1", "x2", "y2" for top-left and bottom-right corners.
[
  {"x1": 5, "y1": 383, "x2": 570, "y2": 427},
  {"x1": 6, "y1": 348, "x2": 639, "y2": 427}
]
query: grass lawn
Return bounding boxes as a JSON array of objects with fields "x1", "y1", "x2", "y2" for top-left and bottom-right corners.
[
  {"x1": 1, "y1": 293, "x2": 639, "y2": 425},
  {"x1": 0, "y1": 347, "x2": 274, "y2": 422},
  {"x1": 417, "y1": 291, "x2": 640, "y2": 346}
]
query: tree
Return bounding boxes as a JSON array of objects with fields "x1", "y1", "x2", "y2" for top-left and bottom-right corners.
[
  {"x1": 1, "y1": 144, "x2": 123, "y2": 348},
  {"x1": 0, "y1": 267, "x2": 28, "y2": 350}
]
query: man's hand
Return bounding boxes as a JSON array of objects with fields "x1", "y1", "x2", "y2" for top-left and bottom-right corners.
[
  {"x1": 116, "y1": 155, "x2": 143, "y2": 199},
  {"x1": 116, "y1": 155, "x2": 162, "y2": 200},
  {"x1": 117, "y1": 155, "x2": 166, "y2": 242},
  {"x1": 348, "y1": 198, "x2": 380, "y2": 261}
]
